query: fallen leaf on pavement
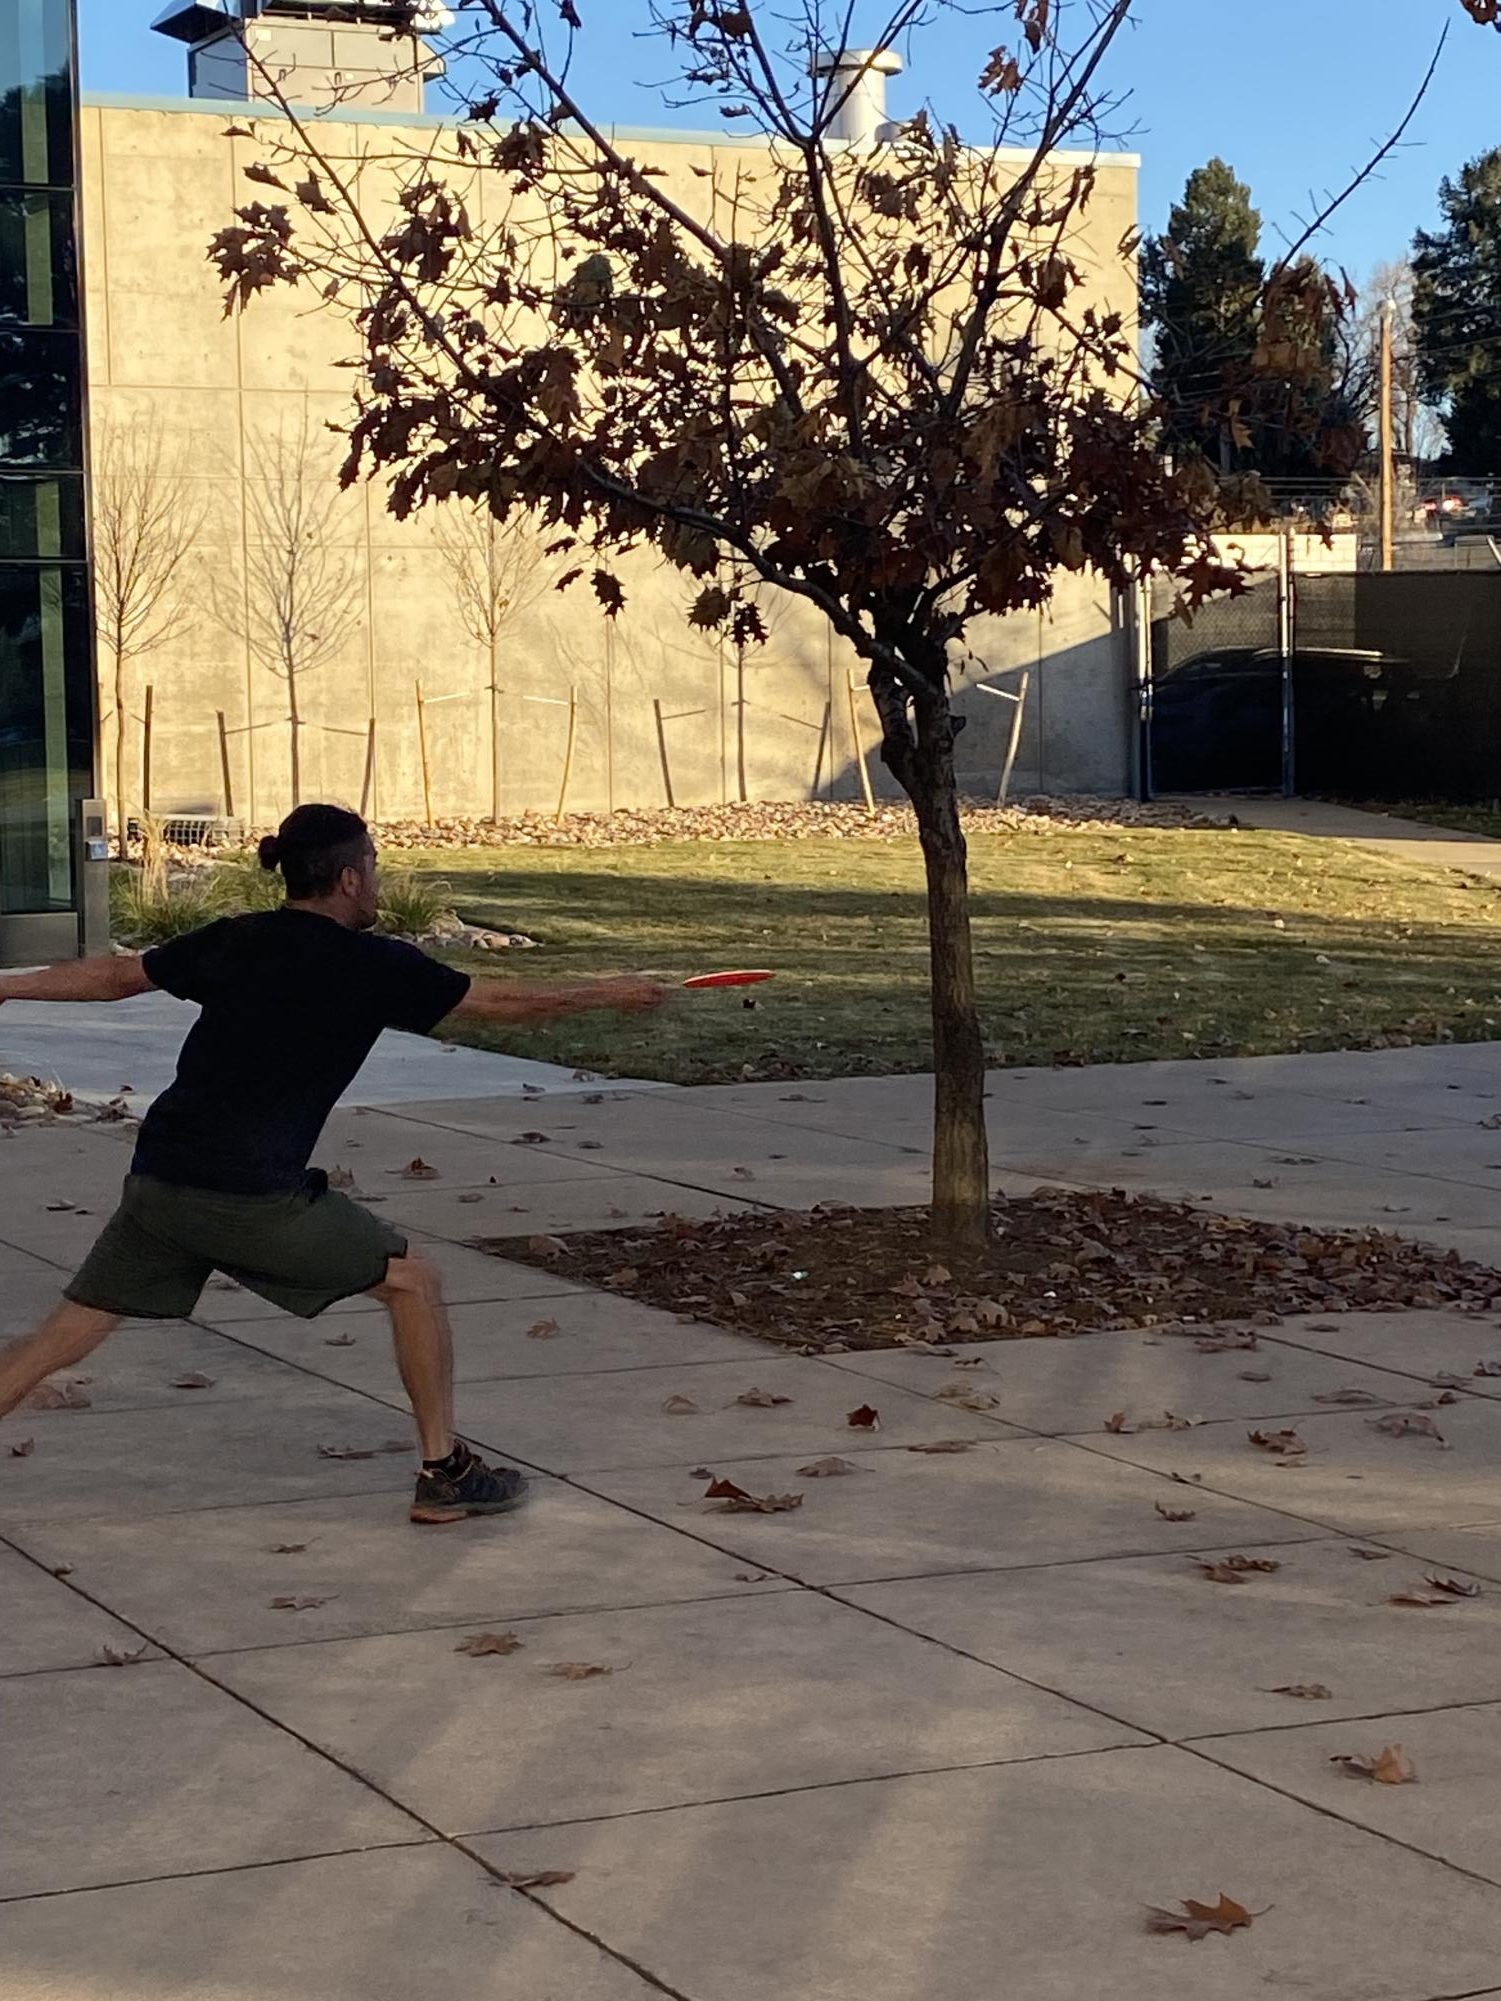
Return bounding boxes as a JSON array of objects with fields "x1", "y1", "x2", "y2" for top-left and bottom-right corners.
[
  {"x1": 545, "y1": 1661, "x2": 617, "y2": 1680},
  {"x1": 908, "y1": 1439, "x2": 975, "y2": 1454},
  {"x1": 269, "y1": 1595, "x2": 333, "y2": 1611},
  {"x1": 1430, "y1": 1372, "x2": 1470, "y2": 1390},
  {"x1": 846, "y1": 1404, "x2": 881, "y2": 1429},
  {"x1": 1194, "y1": 1561, "x2": 1249, "y2": 1584},
  {"x1": 1154, "y1": 1502, "x2": 1196, "y2": 1521},
  {"x1": 1140, "y1": 1411, "x2": 1203, "y2": 1430},
  {"x1": 10, "y1": 1438, "x2": 34, "y2": 1457},
  {"x1": 316, "y1": 1440, "x2": 410, "y2": 1461},
  {"x1": 526, "y1": 1318, "x2": 560, "y2": 1340},
  {"x1": 1104, "y1": 1410, "x2": 1133, "y2": 1433},
  {"x1": 400, "y1": 1158, "x2": 440, "y2": 1180},
  {"x1": 455, "y1": 1631, "x2": 524, "y2": 1656},
  {"x1": 1367, "y1": 1412, "x2": 1448, "y2": 1445},
  {"x1": 269, "y1": 1542, "x2": 310, "y2": 1554},
  {"x1": 661, "y1": 1394, "x2": 700, "y2": 1415},
  {"x1": 796, "y1": 1456, "x2": 863, "y2": 1477},
  {"x1": 703, "y1": 1476, "x2": 803, "y2": 1514},
  {"x1": 324, "y1": 1332, "x2": 356, "y2": 1347},
  {"x1": 1313, "y1": 1387, "x2": 1384, "y2": 1407},
  {"x1": 99, "y1": 1643, "x2": 150, "y2": 1667},
  {"x1": 25, "y1": 1382, "x2": 90, "y2": 1411},
  {"x1": 1265, "y1": 1683, "x2": 1332, "y2": 1699},
  {"x1": 1195, "y1": 1332, "x2": 1259, "y2": 1353},
  {"x1": 735, "y1": 1387, "x2": 792, "y2": 1408},
  {"x1": 1145, "y1": 1893, "x2": 1261, "y2": 1941},
  {"x1": 1349, "y1": 1546, "x2": 1393, "y2": 1560},
  {"x1": 494, "y1": 1869, "x2": 575, "y2": 1889},
  {"x1": 1331, "y1": 1744, "x2": 1417, "y2": 1784},
  {"x1": 171, "y1": 1372, "x2": 216, "y2": 1390},
  {"x1": 1249, "y1": 1428, "x2": 1306, "y2": 1456},
  {"x1": 1423, "y1": 1574, "x2": 1483, "y2": 1598},
  {"x1": 1238, "y1": 1370, "x2": 1273, "y2": 1383},
  {"x1": 935, "y1": 1387, "x2": 1001, "y2": 1412}
]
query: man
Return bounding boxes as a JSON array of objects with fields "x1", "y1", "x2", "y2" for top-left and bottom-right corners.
[{"x1": 0, "y1": 804, "x2": 668, "y2": 1524}]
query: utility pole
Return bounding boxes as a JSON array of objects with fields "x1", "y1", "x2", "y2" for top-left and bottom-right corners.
[{"x1": 1378, "y1": 298, "x2": 1396, "y2": 573}]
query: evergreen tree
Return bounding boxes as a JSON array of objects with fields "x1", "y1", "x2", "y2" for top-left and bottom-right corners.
[
  {"x1": 1413, "y1": 147, "x2": 1501, "y2": 472},
  {"x1": 1142, "y1": 159, "x2": 1265, "y2": 472}
]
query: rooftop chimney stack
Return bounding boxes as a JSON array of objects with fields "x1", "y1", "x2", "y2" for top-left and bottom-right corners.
[
  {"x1": 810, "y1": 47, "x2": 903, "y2": 149},
  {"x1": 152, "y1": 1, "x2": 447, "y2": 113}
]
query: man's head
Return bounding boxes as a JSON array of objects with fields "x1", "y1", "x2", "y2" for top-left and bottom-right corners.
[{"x1": 258, "y1": 805, "x2": 378, "y2": 930}]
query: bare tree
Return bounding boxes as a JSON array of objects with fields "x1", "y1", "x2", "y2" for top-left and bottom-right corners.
[
  {"x1": 433, "y1": 508, "x2": 559, "y2": 820},
  {"x1": 212, "y1": 3, "x2": 1450, "y2": 1242},
  {"x1": 92, "y1": 420, "x2": 205, "y2": 842},
  {"x1": 1352, "y1": 261, "x2": 1444, "y2": 464},
  {"x1": 225, "y1": 407, "x2": 360, "y2": 808}
]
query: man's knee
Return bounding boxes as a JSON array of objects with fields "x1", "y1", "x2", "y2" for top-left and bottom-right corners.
[{"x1": 371, "y1": 1250, "x2": 441, "y2": 1305}]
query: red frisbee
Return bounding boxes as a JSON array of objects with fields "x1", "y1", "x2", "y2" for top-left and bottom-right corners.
[{"x1": 682, "y1": 969, "x2": 776, "y2": 990}]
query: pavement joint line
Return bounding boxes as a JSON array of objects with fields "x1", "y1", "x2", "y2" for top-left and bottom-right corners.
[
  {"x1": 1179, "y1": 1695, "x2": 1501, "y2": 1748},
  {"x1": 446, "y1": 1740, "x2": 1171, "y2": 1843},
  {"x1": 1179, "y1": 1736, "x2": 1501, "y2": 1897},
  {"x1": 0, "y1": 1839, "x2": 439, "y2": 1909},
  {"x1": 809, "y1": 1530, "x2": 1351, "y2": 1591},
  {"x1": 173, "y1": 1584, "x2": 806, "y2": 1664}
]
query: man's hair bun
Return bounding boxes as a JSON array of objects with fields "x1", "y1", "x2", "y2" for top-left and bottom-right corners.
[{"x1": 257, "y1": 835, "x2": 282, "y2": 873}]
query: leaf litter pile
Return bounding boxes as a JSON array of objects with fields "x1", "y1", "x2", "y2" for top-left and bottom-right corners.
[{"x1": 484, "y1": 1189, "x2": 1501, "y2": 1355}]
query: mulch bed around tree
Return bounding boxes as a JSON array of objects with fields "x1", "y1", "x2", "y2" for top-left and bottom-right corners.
[{"x1": 481, "y1": 1189, "x2": 1501, "y2": 1354}]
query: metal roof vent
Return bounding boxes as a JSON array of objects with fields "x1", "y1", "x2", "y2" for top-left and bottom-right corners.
[{"x1": 810, "y1": 47, "x2": 903, "y2": 149}]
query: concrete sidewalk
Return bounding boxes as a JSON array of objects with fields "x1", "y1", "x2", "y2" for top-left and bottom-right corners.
[
  {"x1": 1188, "y1": 793, "x2": 1501, "y2": 885},
  {"x1": 8, "y1": 1044, "x2": 1501, "y2": 1998}
]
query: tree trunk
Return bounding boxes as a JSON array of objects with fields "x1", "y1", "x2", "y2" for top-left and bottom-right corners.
[
  {"x1": 287, "y1": 665, "x2": 302, "y2": 808},
  {"x1": 909, "y1": 696, "x2": 991, "y2": 1247},
  {"x1": 112, "y1": 646, "x2": 127, "y2": 851}
]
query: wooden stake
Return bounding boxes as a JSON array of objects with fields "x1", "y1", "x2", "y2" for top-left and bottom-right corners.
[
  {"x1": 216, "y1": 710, "x2": 234, "y2": 820},
  {"x1": 555, "y1": 684, "x2": 578, "y2": 823},
  {"x1": 415, "y1": 680, "x2": 434, "y2": 827},
  {"x1": 811, "y1": 698, "x2": 831, "y2": 796},
  {"x1": 845, "y1": 666, "x2": 874, "y2": 814},
  {"x1": 997, "y1": 669, "x2": 1030, "y2": 807},
  {"x1": 359, "y1": 717, "x2": 376, "y2": 820},
  {"x1": 653, "y1": 696, "x2": 675, "y2": 809},
  {"x1": 141, "y1": 684, "x2": 154, "y2": 815}
]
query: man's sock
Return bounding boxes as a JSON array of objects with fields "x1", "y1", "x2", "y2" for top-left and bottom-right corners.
[{"x1": 423, "y1": 1441, "x2": 469, "y2": 1475}]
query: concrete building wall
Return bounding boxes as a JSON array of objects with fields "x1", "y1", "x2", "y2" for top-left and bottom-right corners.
[{"x1": 83, "y1": 98, "x2": 1138, "y2": 829}]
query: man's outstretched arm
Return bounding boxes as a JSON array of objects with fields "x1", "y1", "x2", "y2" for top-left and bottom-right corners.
[
  {"x1": 0, "y1": 957, "x2": 155, "y2": 1006},
  {"x1": 447, "y1": 973, "x2": 671, "y2": 1029}
]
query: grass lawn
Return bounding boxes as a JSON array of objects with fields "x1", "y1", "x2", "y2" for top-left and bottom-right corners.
[{"x1": 404, "y1": 824, "x2": 1501, "y2": 1084}]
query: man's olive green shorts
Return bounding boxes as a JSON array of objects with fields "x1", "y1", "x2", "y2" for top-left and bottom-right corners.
[{"x1": 65, "y1": 1174, "x2": 410, "y2": 1322}]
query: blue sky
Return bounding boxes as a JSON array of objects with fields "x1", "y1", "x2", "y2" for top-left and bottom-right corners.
[{"x1": 81, "y1": 0, "x2": 1500, "y2": 285}]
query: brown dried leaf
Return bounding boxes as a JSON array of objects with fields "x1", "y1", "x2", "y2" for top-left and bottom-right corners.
[
  {"x1": 1104, "y1": 1410, "x2": 1133, "y2": 1433},
  {"x1": 494, "y1": 1868, "x2": 576, "y2": 1890},
  {"x1": 1194, "y1": 1561, "x2": 1249, "y2": 1584},
  {"x1": 545, "y1": 1661, "x2": 616, "y2": 1680},
  {"x1": 1422, "y1": 1574, "x2": 1483, "y2": 1598},
  {"x1": 605, "y1": 1267, "x2": 639, "y2": 1288},
  {"x1": 317, "y1": 1439, "x2": 410, "y2": 1461},
  {"x1": 1194, "y1": 1331, "x2": 1259, "y2": 1353},
  {"x1": 1388, "y1": 1590, "x2": 1455, "y2": 1608},
  {"x1": 1249, "y1": 1427, "x2": 1306, "y2": 1456},
  {"x1": 1312, "y1": 1386, "x2": 1384, "y2": 1406},
  {"x1": 526, "y1": 1318, "x2": 561, "y2": 1340},
  {"x1": 10, "y1": 1437, "x2": 35, "y2": 1458},
  {"x1": 1154, "y1": 1502, "x2": 1197, "y2": 1521},
  {"x1": 703, "y1": 1476, "x2": 803, "y2": 1515},
  {"x1": 1145, "y1": 1892, "x2": 1261, "y2": 1941},
  {"x1": 1265, "y1": 1683, "x2": 1333, "y2": 1699},
  {"x1": 99, "y1": 1643, "x2": 150, "y2": 1667},
  {"x1": 908, "y1": 1439, "x2": 975, "y2": 1454},
  {"x1": 1238, "y1": 1370, "x2": 1273, "y2": 1383},
  {"x1": 325, "y1": 1332, "x2": 356, "y2": 1347},
  {"x1": 661, "y1": 1393, "x2": 700, "y2": 1415},
  {"x1": 269, "y1": 1595, "x2": 333, "y2": 1611},
  {"x1": 1331, "y1": 1744, "x2": 1417, "y2": 1784},
  {"x1": 796, "y1": 1456, "x2": 863, "y2": 1477},
  {"x1": 400, "y1": 1157, "x2": 440, "y2": 1180},
  {"x1": 171, "y1": 1372, "x2": 216, "y2": 1390},
  {"x1": 846, "y1": 1404, "x2": 881, "y2": 1430},
  {"x1": 528, "y1": 1234, "x2": 568, "y2": 1257},
  {"x1": 455, "y1": 1631, "x2": 524, "y2": 1656},
  {"x1": 924, "y1": 1263, "x2": 953, "y2": 1286},
  {"x1": 734, "y1": 1386, "x2": 792, "y2": 1408},
  {"x1": 269, "y1": 1542, "x2": 310, "y2": 1554},
  {"x1": 25, "y1": 1381, "x2": 91, "y2": 1411},
  {"x1": 1367, "y1": 1412, "x2": 1448, "y2": 1445}
]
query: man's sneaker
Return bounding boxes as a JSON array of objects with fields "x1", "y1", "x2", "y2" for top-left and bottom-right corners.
[{"x1": 411, "y1": 1444, "x2": 530, "y2": 1525}]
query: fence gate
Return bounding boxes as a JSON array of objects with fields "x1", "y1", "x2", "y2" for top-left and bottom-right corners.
[{"x1": 1142, "y1": 570, "x2": 1288, "y2": 796}]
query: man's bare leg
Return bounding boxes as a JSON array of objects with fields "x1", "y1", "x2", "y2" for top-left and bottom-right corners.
[
  {"x1": 370, "y1": 1252, "x2": 455, "y2": 1462},
  {"x1": 0, "y1": 1301, "x2": 119, "y2": 1422}
]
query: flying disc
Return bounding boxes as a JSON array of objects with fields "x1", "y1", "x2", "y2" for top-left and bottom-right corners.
[{"x1": 682, "y1": 970, "x2": 776, "y2": 990}]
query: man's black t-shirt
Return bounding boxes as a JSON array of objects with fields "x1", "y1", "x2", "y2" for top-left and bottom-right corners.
[{"x1": 135, "y1": 910, "x2": 472, "y2": 1194}]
